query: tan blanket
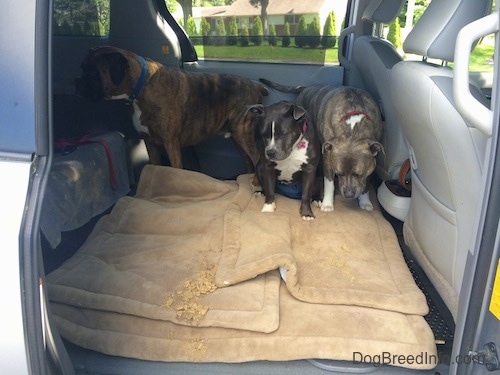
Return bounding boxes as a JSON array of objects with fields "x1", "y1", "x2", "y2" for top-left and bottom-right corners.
[{"x1": 47, "y1": 165, "x2": 437, "y2": 369}]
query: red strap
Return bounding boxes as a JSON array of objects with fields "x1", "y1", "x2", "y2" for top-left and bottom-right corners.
[
  {"x1": 53, "y1": 135, "x2": 89, "y2": 150},
  {"x1": 93, "y1": 140, "x2": 119, "y2": 190}
]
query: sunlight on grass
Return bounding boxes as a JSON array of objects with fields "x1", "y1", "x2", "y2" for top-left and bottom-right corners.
[
  {"x1": 195, "y1": 45, "x2": 339, "y2": 65},
  {"x1": 469, "y1": 43, "x2": 494, "y2": 72}
]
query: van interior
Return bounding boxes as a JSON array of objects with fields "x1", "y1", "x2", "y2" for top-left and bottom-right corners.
[{"x1": 42, "y1": 0, "x2": 497, "y2": 373}]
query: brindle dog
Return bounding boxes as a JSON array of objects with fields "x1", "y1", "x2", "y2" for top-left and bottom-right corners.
[{"x1": 76, "y1": 46, "x2": 268, "y2": 170}]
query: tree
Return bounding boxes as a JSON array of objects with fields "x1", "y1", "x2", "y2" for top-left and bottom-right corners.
[
  {"x1": 52, "y1": 0, "x2": 109, "y2": 36},
  {"x1": 268, "y1": 24, "x2": 277, "y2": 46},
  {"x1": 249, "y1": 0, "x2": 269, "y2": 34},
  {"x1": 251, "y1": 16, "x2": 264, "y2": 46},
  {"x1": 307, "y1": 16, "x2": 321, "y2": 48},
  {"x1": 387, "y1": 17, "x2": 402, "y2": 48},
  {"x1": 282, "y1": 22, "x2": 291, "y2": 47},
  {"x1": 177, "y1": 0, "x2": 194, "y2": 33},
  {"x1": 321, "y1": 11, "x2": 337, "y2": 48},
  {"x1": 295, "y1": 16, "x2": 308, "y2": 48}
]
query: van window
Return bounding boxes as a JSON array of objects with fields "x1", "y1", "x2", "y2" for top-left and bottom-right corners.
[
  {"x1": 385, "y1": 0, "x2": 495, "y2": 73},
  {"x1": 53, "y1": 0, "x2": 110, "y2": 36},
  {"x1": 167, "y1": 0, "x2": 349, "y2": 64}
]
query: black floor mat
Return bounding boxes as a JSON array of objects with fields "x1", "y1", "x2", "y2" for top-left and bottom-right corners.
[{"x1": 380, "y1": 208, "x2": 455, "y2": 364}]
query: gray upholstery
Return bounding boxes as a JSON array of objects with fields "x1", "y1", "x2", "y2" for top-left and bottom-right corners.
[
  {"x1": 353, "y1": 0, "x2": 407, "y2": 180},
  {"x1": 404, "y1": 0, "x2": 492, "y2": 61},
  {"x1": 391, "y1": 0, "x2": 491, "y2": 318},
  {"x1": 362, "y1": 0, "x2": 406, "y2": 23}
]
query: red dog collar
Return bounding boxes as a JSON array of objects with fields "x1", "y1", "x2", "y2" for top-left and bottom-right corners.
[{"x1": 339, "y1": 110, "x2": 372, "y2": 123}]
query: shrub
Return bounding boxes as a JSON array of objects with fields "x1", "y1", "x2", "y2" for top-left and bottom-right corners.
[
  {"x1": 307, "y1": 16, "x2": 321, "y2": 48},
  {"x1": 240, "y1": 24, "x2": 250, "y2": 47},
  {"x1": 295, "y1": 16, "x2": 308, "y2": 48},
  {"x1": 268, "y1": 24, "x2": 277, "y2": 46},
  {"x1": 187, "y1": 15, "x2": 197, "y2": 37},
  {"x1": 387, "y1": 17, "x2": 402, "y2": 48},
  {"x1": 227, "y1": 16, "x2": 238, "y2": 46},
  {"x1": 321, "y1": 11, "x2": 337, "y2": 48},
  {"x1": 215, "y1": 18, "x2": 226, "y2": 46},
  {"x1": 200, "y1": 17, "x2": 211, "y2": 45},
  {"x1": 282, "y1": 22, "x2": 291, "y2": 47},
  {"x1": 251, "y1": 16, "x2": 264, "y2": 46}
]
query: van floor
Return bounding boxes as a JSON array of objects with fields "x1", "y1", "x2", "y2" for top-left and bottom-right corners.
[
  {"x1": 44, "y1": 182, "x2": 455, "y2": 374},
  {"x1": 381, "y1": 210, "x2": 456, "y2": 364}
]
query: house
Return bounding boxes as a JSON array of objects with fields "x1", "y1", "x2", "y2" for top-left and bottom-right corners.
[{"x1": 177, "y1": 0, "x2": 347, "y2": 36}]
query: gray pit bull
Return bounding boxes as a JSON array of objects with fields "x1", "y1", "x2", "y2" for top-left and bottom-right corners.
[
  {"x1": 260, "y1": 79, "x2": 383, "y2": 211},
  {"x1": 247, "y1": 101, "x2": 321, "y2": 220}
]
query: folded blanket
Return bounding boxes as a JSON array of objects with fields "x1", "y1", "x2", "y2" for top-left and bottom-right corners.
[{"x1": 47, "y1": 165, "x2": 436, "y2": 369}]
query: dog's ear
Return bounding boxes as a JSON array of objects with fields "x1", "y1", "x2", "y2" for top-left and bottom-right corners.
[
  {"x1": 368, "y1": 141, "x2": 384, "y2": 156},
  {"x1": 104, "y1": 52, "x2": 129, "y2": 86},
  {"x1": 291, "y1": 105, "x2": 306, "y2": 121},
  {"x1": 245, "y1": 104, "x2": 265, "y2": 117},
  {"x1": 322, "y1": 141, "x2": 334, "y2": 154}
]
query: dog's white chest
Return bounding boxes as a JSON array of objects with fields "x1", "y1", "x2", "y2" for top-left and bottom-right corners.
[
  {"x1": 275, "y1": 139, "x2": 309, "y2": 182},
  {"x1": 131, "y1": 101, "x2": 150, "y2": 135},
  {"x1": 110, "y1": 95, "x2": 150, "y2": 136}
]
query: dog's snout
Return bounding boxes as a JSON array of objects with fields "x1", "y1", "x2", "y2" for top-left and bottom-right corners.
[
  {"x1": 343, "y1": 188, "x2": 356, "y2": 199},
  {"x1": 266, "y1": 149, "x2": 278, "y2": 159}
]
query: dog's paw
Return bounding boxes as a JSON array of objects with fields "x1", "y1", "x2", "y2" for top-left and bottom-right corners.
[
  {"x1": 254, "y1": 191, "x2": 263, "y2": 197},
  {"x1": 319, "y1": 201, "x2": 334, "y2": 212},
  {"x1": 359, "y1": 202, "x2": 374, "y2": 211},
  {"x1": 301, "y1": 215, "x2": 315, "y2": 221},
  {"x1": 358, "y1": 193, "x2": 373, "y2": 211},
  {"x1": 261, "y1": 202, "x2": 276, "y2": 213},
  {"x1": 313, "y1": 200, "x2": 334, "y2": 211}
]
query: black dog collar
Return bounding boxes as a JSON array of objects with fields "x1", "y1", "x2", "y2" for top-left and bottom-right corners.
[{"x1": 125, "y1": 56, "x2": 148, "y2": 105}]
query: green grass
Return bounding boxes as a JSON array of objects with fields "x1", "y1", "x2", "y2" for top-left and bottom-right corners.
[
  {"x1": 194, "y1": 42, "x2": 494, "y2": 72},
  {"x1": 468, "y1": 43, "x2": 494, "y2": 72},
  {"x1": 194, "y1": 44, "x2": 339, "y2": 64}
]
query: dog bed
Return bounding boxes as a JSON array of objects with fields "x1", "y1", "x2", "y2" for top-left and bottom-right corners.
[{"x1": 47, "y1": 165, "x2": 437, "y2": 369}]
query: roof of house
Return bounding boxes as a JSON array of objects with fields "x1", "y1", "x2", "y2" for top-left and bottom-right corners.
[{"x1": 199, "y1": 0, "x2": 329, "y2": 18}]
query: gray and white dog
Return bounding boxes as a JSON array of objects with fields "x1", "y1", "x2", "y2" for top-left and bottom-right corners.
[
  {"x1": 247, "y1": 101, "x2": 321, "y2": 220},
  {"x1": 260, "y1": 79, "x2": 383, "y2": 211}
]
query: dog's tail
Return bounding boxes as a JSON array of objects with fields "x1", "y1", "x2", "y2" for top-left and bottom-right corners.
[{"x1": 259, "y1": 78, "x2": 305, "y2": 93}]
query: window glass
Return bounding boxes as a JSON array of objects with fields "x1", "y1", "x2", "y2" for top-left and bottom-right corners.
[
  {"x1": 167, "y1": 0, "x2": 348, "y2": 64},
  {"x1": 53, "y1": 0, "x2": 110, "y2": 36},
  {"x1": 386, "y1": 0, "x2": 495, "y2": 73}
]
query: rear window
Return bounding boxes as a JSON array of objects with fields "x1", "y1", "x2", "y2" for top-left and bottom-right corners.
[
  {"x1": 167, "y1": 0, "x2": 348, "y2": 65},
  {"x1": 53, "y1": 0, "x2": 110, "y2": 36}
]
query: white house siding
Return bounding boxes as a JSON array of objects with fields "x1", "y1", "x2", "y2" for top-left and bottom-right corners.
[{"x1": 172, "y1": 0, "x2": 349, "y2": 36}]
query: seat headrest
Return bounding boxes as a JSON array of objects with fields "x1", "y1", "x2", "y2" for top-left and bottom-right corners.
[
  {"x1": 362, "y1": 0, "x2": 406, "y2": 23},
  {"x1": 403, "y1": 0, "x2": 491, "y2": 62}
]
